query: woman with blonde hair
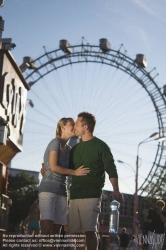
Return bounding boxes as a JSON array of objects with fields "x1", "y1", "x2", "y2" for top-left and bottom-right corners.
[{"x1": 38, "y1": 117, "x2": 90, "y2": 240}]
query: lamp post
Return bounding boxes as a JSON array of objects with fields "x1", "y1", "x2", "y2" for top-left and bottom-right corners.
[{"x1": 133, "y1": 132, "x2": 166, "y2": 235}]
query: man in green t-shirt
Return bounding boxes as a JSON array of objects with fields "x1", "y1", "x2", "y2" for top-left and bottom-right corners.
[{"x1": 68, "y1": 112, "x2": 123, "y2": 250}]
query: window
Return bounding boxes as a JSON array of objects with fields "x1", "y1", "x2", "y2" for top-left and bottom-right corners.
[{"x1": 119, "y1": 195, "x2": 128, "y2": 216}]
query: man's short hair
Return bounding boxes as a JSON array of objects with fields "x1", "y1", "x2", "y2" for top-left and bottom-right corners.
[
  {"x1": 78, "y1": 112, "x2": 96, "y2": 133},
  {"x1": 121, "y1": 227, "x2": 126, "y2": 233},
  {"x1": 156, "y1": 200, "x2": 165, "y2": 207}
]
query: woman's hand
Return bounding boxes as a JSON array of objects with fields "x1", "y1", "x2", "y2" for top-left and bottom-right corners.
[
  {"x1": 41, "y1": 163, "x2": 46, "y2": 177},
  {"x1": 74, "y1": 165, "x2": 90, "y2": 176}
]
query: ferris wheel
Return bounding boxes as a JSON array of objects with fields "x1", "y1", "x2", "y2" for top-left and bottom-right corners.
[{"x1": 18, "y1": 37, "x2": 166, "y2": 197}]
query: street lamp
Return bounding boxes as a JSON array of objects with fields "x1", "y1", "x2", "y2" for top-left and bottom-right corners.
[
  {"x1": 117, "y1": 160, "x2": 135, "y2": 173},
  {"x1": 133, "y1": 132, "x2": 166, "y2": 235},
  {"x1": 27, "y1": 99, "x2": 34, "y2": 108}
]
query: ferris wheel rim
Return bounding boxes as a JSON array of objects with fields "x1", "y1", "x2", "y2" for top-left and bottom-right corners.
[{"x1": 22, "y1": 41, "x2": 166, "y2": 197}]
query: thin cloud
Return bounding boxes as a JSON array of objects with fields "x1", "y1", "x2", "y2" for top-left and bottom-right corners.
[
  {"x1": 124, "y1": 24, "x2": 149, "y2": 48},
  {"x1": 133, "y1": 0, "x2": 165, "y2": 23},
  {"x1": 139, "y1": 28, "x2": 149, "y2": 47}
]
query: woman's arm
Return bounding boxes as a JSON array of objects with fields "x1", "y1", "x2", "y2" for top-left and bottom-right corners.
[{"x1": 49, "y1": 151, "x2": 90, "y2": 176}]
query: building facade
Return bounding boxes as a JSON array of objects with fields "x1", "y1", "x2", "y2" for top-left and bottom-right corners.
[
  {"x1": 98, "y1": 190, "x2": 154, "y2": 249},
  {"x1": 99, "y1": 190, "x2": 153, "y2": 233},
  {"x1": 0, "y1": 50, "x2": 29, "y2": 231}
]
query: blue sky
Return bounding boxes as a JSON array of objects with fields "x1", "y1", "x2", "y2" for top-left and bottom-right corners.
[{"x1": 1, "y1": 0, "x2": 166, "y2": 195}]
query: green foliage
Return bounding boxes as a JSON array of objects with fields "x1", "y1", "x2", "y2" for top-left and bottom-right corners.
[{"x1": 8, "y1": 172, "x2": 38, "y2": 226}]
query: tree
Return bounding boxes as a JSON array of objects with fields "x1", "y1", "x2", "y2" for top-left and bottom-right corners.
[
  {"x1": 143, "y1": 171, "x2": 166, "y2": 201},
  {"x1": 8, "y1": 172, "x2": 38, "y2": 226}
]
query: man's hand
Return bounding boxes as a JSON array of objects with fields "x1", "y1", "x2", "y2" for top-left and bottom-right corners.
[
  {"x1": 160, "y1": 212, "x2": 166, "y2": 223},
  {"x1": 41, "y1": 163, "x2": 46, "y2": 177},
  {"x1": 110, "y1": 178, "x2": 123, "y2": 202},
  {"x1": 112, "y1": 190, "x2": 123, "y2": 202}
]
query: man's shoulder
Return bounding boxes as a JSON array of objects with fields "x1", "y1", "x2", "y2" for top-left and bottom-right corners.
[
  {"x1": 94, "y1": 137, "x2": 110, "y2": 149},
  {"x1": 93, "y1": 137, "x2": 107, "y2": 145},
  {"x1": 70, "y1": 137, "x2": 109, "y2": 150}
]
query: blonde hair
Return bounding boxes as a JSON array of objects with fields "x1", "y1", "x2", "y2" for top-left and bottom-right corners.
[
  {"x1": 156, "y1": 200, "x2": 165, "y2": 207},
  {"x1": 56, "y1": 117, "x2": 74, "y2": 138}
]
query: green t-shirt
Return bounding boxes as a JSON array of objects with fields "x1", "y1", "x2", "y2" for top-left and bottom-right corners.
[{"x1": 69, "y1": 137, "x2": 118, "y2": 199}]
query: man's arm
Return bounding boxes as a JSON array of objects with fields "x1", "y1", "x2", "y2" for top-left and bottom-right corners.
[
  {"x1": 102, "y1": 145, "x2": 123, "y2": 202},
  {"x1": 110, "y1": 178, "x2": 123, "y2": 202}
]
